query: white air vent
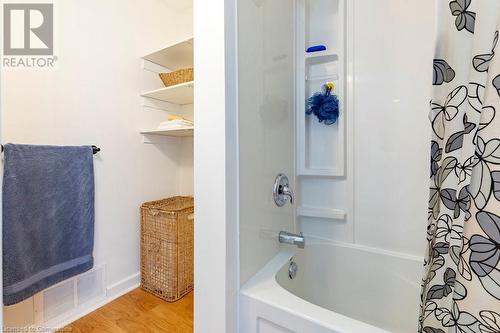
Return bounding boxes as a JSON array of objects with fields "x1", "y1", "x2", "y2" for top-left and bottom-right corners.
[
  {"x1": 43, "y1": 280, "x2": 74, "y2": 322},
  {"x1": 77, "y1": 266, "x2": 105, "y2": 306},
  {"x1": 41, "y1": 265, "x2": 106, "y2": 324},
  {"x1": 4, "y1": 265, "x2": 107, "y2": 328}
]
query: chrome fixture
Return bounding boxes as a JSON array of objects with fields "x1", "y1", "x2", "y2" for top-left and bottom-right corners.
[
  {"x1": 279, "y1": 231, "x2": 305, "y2": 248},
  {"x1": 273, "y1": 174, "x2": 294, "y2": 207},
  {"x1": 0, "y1": 144, "x2": 101, "y2": 155},
  {"x1": 288, "y1": 260, "x2": 298, "y2": 279}
]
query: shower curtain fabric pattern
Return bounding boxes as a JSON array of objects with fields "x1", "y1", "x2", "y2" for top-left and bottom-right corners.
[{"x1": 420, "y1": 1, "x2": 500, "y2": 332}]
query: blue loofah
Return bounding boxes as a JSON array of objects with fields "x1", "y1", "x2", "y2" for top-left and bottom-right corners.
[{"x1": 306, "y1": 84, "x2": 339, "y2": 125}]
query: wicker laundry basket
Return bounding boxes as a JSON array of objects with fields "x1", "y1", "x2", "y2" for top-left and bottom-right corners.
[
  {"x1": 140, "y1": 196, "x2": 194, "y2": 302},
  {"x1": 159, "y1": 68, "x2": 194, "y2": 87}
]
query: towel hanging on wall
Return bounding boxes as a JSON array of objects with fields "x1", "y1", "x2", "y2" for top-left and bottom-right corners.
[{"x1": 2, "y1": 144, "x2": 96, "y2": 305}]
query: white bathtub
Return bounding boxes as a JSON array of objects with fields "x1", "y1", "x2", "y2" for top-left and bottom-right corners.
[{"x1": 240, "y1": 240, "x2": 423, "y2": 333}]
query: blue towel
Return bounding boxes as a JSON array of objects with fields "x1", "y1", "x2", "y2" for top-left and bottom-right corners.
[{"x1": 3, "y1": 144, "x2": 95, "y2": 305}]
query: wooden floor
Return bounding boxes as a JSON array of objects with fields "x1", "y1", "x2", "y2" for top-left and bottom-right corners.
[{"x1": 62, "y1": 289, "x2": 193, "y2": 333}]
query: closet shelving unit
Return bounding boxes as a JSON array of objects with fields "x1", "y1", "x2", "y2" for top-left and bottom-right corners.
[
  {"x1": 140, "y1": 127, "x2": 194, "y2": 137},
  {"x1": 296, "y1": 0, "x2": 347, "y2": 221},
  {"x1": 140, "y1": 37, "x2": 194, "y2": 137}
]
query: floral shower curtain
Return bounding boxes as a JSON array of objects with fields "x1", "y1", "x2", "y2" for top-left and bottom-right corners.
[{"x1": 420, "y1": 1, "x2": 500, "y2": 332}]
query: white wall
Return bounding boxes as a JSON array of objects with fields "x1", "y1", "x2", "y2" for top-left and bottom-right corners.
[
  {"x1": 352, "y1": 0, "x2": 434, "y2": 256},
  {"x1": 180, "y1": 137, "x2": 194, "y2": 195},
  {"x1": 301, "y1": 0, "x2": 435, "y2": 258},
  {"x1": 238, "y1": 0, "x2": 296, "y2": 285},
  {"x1": 194, "y1": 0, "x2": 239, "y2": 331},
  {"x1": 1, "y1": 0, "x2": 192, "y2": 314}
]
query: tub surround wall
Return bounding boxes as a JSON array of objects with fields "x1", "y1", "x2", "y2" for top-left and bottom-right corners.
[
  {"x1": 299, "y1": 0, "x2": 435, "y2": 259},
  {"x1": 237, "y1": 0, "x2": 434, "y2": 288},
  {"x1": 350, "y1": 0, "x2": 434, "y2": 256},
  {"x1": 238, "y1": 0, "x2": 296, "y2": 285},
  {"x1": 239, "y1": 0, "x2": 435, "y2": 332},
  {"x1": 238, "y1": 0, "x2": 435, "y2": 289}
]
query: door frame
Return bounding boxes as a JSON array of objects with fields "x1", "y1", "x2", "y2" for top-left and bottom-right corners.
[{"x1": 193, "y1": 0, "x2": 239, "y2": 332}]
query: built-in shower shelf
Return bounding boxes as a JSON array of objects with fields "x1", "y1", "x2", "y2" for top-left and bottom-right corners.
[
  {"x1": 140, "y1": 127, "x2": 194, "y2": 137},
  {"x1": 141, "y1": 81, "x2": 194, "y2": 105},
  {"x1": 142, "y1": 37, "x2": 193, "y2": 70},
  {"x1": 298, "y1": 167, "x2": 343, "y2": 177},
  {"x1": 306, "y1": 74, "x2": 339, "y2": 82},
  {"x1": 297, "y1": 0, "x2": 345, "y2": 179},
  {"x1": 305, "y1": 51, "x2": 338, "y2": 64},
  {"x1": 297, "y1": 206, "x2": 346, "y2": 220}
]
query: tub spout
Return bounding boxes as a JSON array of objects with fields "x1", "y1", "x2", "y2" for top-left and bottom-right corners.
[{"x1": 279, "y1": 231, "x2": 305, "y2": 249}]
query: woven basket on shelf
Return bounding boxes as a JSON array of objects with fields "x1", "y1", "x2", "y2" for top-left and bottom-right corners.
[
  {"x1": 159, "y1": 68, "x2": 194, "y2": 87},
  {"x1": 140, "y1": 196, "x2": 194, "y2": 302}
]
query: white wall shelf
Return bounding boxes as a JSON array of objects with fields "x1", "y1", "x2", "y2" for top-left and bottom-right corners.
[
  {"x1": 140, "y1": 81, "x2": 194, "y2": 105},
  {"x1": 305, "y1": 51, "x2": 338, "y2": 64},
  {"x1": 306, "y1": 74, "x2": 339, "y2": 82},
  {"x1": 298, "y1": 168, "x2": 343, "y2": 177},
  {"x1": 140, "y1": 127, "x2": 194, "y2": 137},
  {"x1": 297, "y1": 206, "x2": 346, "y2": 220},
  {"x1": 142, "y1": 37, "x2": 193, "y2": 70}
]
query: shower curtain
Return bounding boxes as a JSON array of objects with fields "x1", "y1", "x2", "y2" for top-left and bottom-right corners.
[{"x1": 420, "y1": 1, "x2": 500, "y2": 332}]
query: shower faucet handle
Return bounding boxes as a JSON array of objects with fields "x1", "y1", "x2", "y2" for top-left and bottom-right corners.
[
  {"x1": 281, "y1": 183, "x2": 294, "y2": 204},
  {"x1": 273, "y1": 174, "x2": 294, "y2": 207}
]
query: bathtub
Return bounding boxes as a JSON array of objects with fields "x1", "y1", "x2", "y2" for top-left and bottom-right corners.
[{"x1": 240, "y1": 240, "x2": 423, "y2": 333}]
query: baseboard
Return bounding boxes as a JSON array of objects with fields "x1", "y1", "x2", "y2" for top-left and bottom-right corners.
[
  {"x1": 107, "y1": 272, "x2": 141, "y2": 300},
  {"x1": 46, "y1": 272, "x2": 141, "y2": 331}
]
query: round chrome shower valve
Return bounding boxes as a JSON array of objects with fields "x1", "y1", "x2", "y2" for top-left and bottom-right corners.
[{"x1": 273, "y1": 174, "x2": 294, "y2": 207}]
